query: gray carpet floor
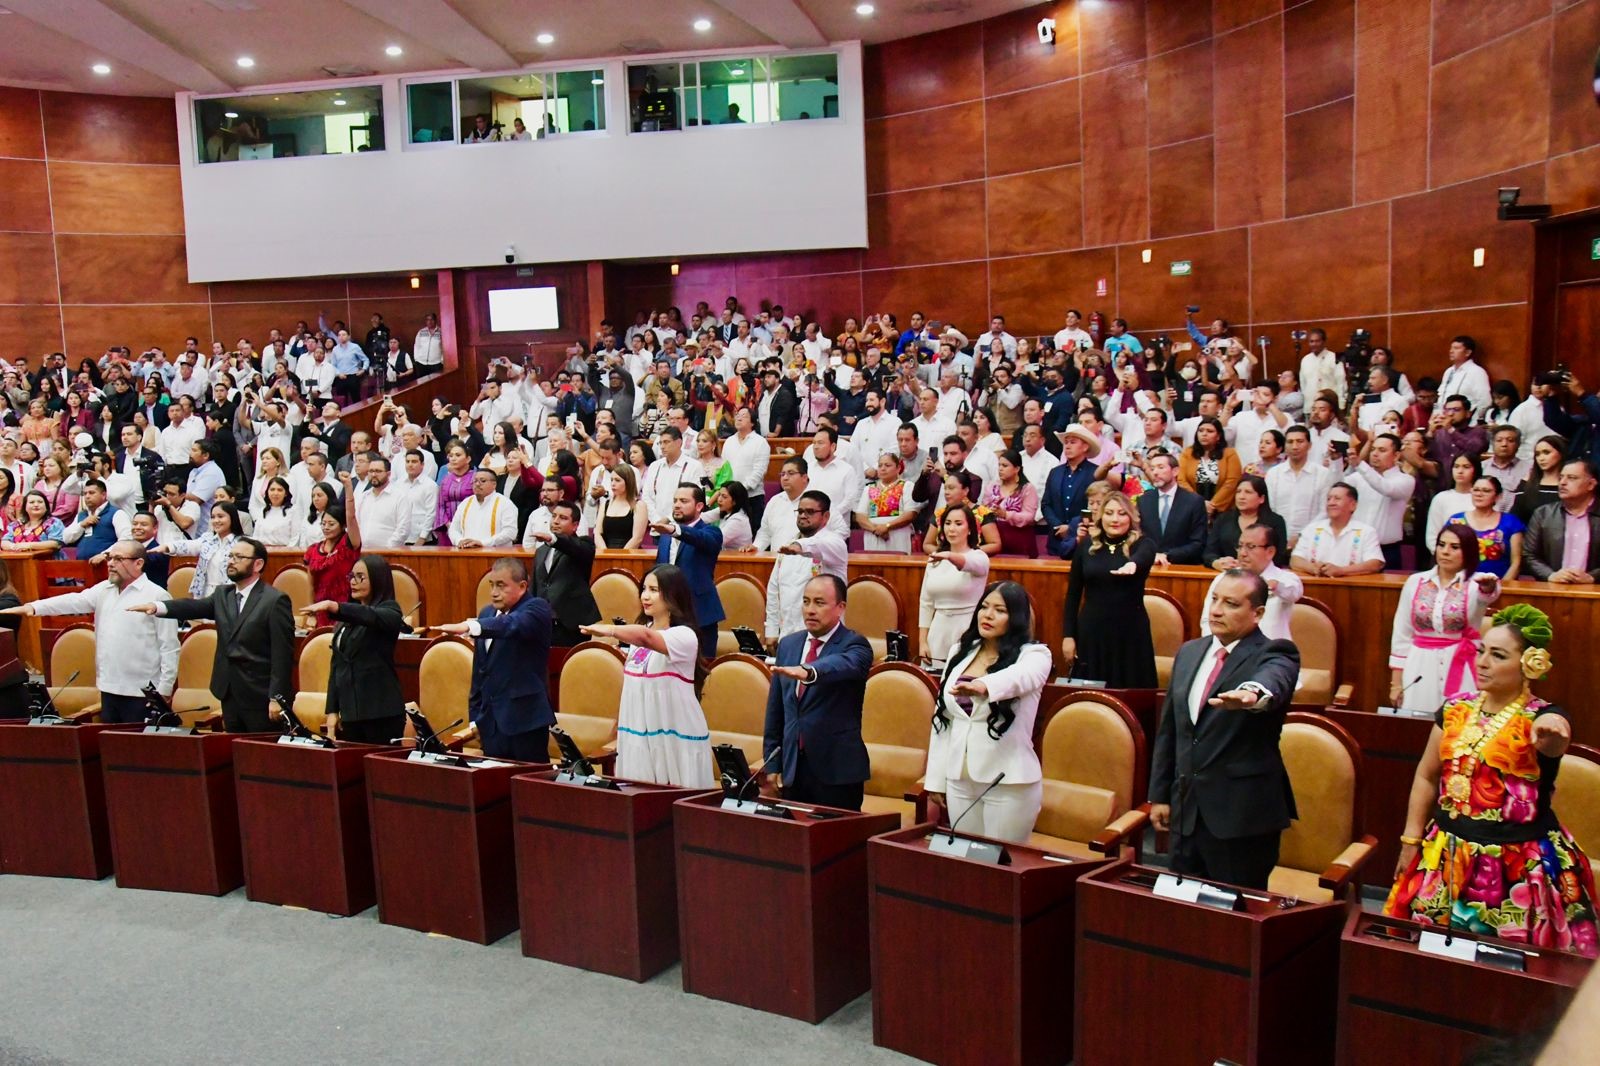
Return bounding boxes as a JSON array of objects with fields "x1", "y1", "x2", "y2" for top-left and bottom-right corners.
[{"x1": 0, "y1": 876, "x2": 914, "y2": 1066}]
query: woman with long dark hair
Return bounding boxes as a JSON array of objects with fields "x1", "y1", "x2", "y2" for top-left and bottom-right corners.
[
  {"x1": 580, "y1": 564, "x2": 714, "y2": 788},
  {"x1": 252, "y1": 476, "x2": 298, "y2": 547},
  {"x1": 1178, "y1": 415, "x2": 1242, "y2": 516},
  {"x1": 303, "y1": 500, "x2": 362, "y2": 627},
  {"x1": 307, "y1": 553, "x2": 410, "y2": 744},
  {"x1": 1512, "y1": 434, "x2": 1567, "y2": 526},
  {"x1": 926, "y1": 581, "x2": 1053, "y2": 842},
  {"x1": 1204, "y1": 474, "x2": 1289, "y2": 569},
  {"x1": 161, "y1": 501, "x2": 242, "y2": 598}
]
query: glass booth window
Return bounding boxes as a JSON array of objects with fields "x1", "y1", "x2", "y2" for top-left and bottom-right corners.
[
  {"x1": 697, "y1": 58, "x2": 767, "y2": 125},
  {"x1": 770, "y1": 53, "x2": 838, "y2": 120},
  {"x1": 628, "y1": 63, "x2": 682, "y2": 132},
  {"x1": 458, "y1": 69, "x2": 605, "y2": 142},
  {"x1": 195, "y1": 85, "x2": 384, "y2": 163},
  {"x1": 408, "y1": 82, "x2": 455, "y2": 143}
]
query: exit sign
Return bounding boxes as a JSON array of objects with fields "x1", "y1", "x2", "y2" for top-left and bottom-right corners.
[
  {"x1": 1591, "y1": 236, "x2": 1600, "y2": 260},
  {"x1": 1170, "y1": 260, "x2": 1192, "y2": 276}
]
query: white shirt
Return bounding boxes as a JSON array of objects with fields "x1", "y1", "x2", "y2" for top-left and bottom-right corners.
[
  {"x1": 720, "y1": 430, "x2": 771, "y2": 496},
  {"x1": 1201, "y1": 564, "x2": 1302, "y2": 643},
  {"x1": 399, "y1": 472, "x2": 439, "y2": 543},
  {"x1": 754, "y1": 491, "x2": 801, "y2": 552},
  {"x1": 1299, "y1": 350, "x2": 1345, "y2": 407},
  {"x1": 1019, "y1": 446, "x2": 1058, "y2": 521},
  {"x1": 1187, "y1": 637, "x2": 1242, "y2": 723},
  {"x1": 1052, "y1": 327, "x2": 1094, "y2": 352},
  {"x1": 1346, "y1": 460, "x2": 1415, "y2": 544},
  {"x1": 972, "y1": 330, "x2": 1018, "y2": 359},
  {"x1": 251, "y1": 418, "x2": 294, "y2": 475},
  {"x1": 252, "y1": 507, "x2": 301, "y2": 547},
  {"x1": 1226, "y1": 408, "x2": 1284, "y2": 471},
  {"x1": 299, "y1": 358, "x2": 335, "y2": 398},
  {"x1": 1169, "y1": 416, "x2": 1238, "y2": 450},
  {"x1": 1484, "y1": 457, "x2": 1530, "y2": 512},
  {"x1": 803, "y1": 456, "x2": 859, "y2": 537},
  {"x1": 355, "y1": 483, "x2": 409, "y2": 548},
  {"x1": 470, "y1": 392, "x2": 520, "y2": 431},
  {"x1": 154, "y1": 498, "x2": 202, "y2": 547},
  {"x1": 1266, "y1": 461, "x2": 1334, "y2": 541},
  {"x1": 764, "y1": 529, "x2": 849, "y2": 639},
  {"x1": 1292, "y1": 517, "x2": 1384, "y2": 568},
  {"x1": 1307, "y1": 424, "x2": 1351, "y2": 467},
  {"x1": 157, "y1": 416, "x2": 204, "y2": 467},
  {"x1": 1438, "y1": 359, "x2": 1492, "y2": 422},
  {"x1": 934, "y1": 386, "x2": 969, "y2": 424},
  {"x1": 643, "y1": 454, "x2": 705, "y2": 523},
  {"x1": 1356, "y1": 390, "x2": 1408, "y2": 433},
  {"x1": 851, "y1": 411, "x2": 902, "y2": 473},
  {"x1": 414, "y1": 326, "x2": 444, "y2": 368},
  {"x1": 1508, "y1": 396, "x2": 1549, "y2": 464},
  {"x1": 169, "y1": 368, "x2": 209, "y2": 402},
  {"x1": 30, "y1": 575, "x2": 179, "y2": 696},
  {"x1": 910, "y1": 415, "x2": 958, "y2": 454},
  {"x1": 449, "y1": 491, "x2": 517, "y2": 546},
  {"x1": 521, "y1": 506, "x2": 554, "y2": 550}
]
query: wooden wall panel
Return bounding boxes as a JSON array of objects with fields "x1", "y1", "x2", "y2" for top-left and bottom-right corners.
[
  {"x1": 1078, "y1": 0, "x2": 1146, "y2": 74},
  {"x1": 1147, "y1": 41, "x2": 1213, "y2": 147},
  {"x1": 863, "y1": 26, "x2": 983, "y2": 118},
  {"x1": 1388, "y1": 307, "x2": 1531, "y2": 389},
  {"x1": 862, "y1": 263, "x2": 989, "y2": 337},
  {"x1": 209, "y1": 302, "x2": 343, "y2": 351},
  {"x1": 1428, "y1": 20, "x2": 1552, "y2": 187},
  {"x1": 989, "y1": 248, "x2": 1118, "y2": 335},
  {"x1": 0, "y1": 159, "x2": 52, "y2": 233},
  {"x1": 1212, "y1": 0, "x2": 1278, "y2": 36},
  {"x1": 60, "y1": 305, "x2": 211, "y2": 360},
  {"x1": 1284, "y1": 0, "x2": 1355, "y2": 113},
  {"x1": 866, "y1": 103, "x2": 985, "y2": 193},
  {"x1": 1284, "y1": 99, "x2": 1354, "y2": 218},
  {"x1": 48, "y1": 162, "x2": 184, "y2": 235},
  {"x1": 1352, "y1": 0, "x2": 1429, "y2": 203},
  {"x1": 985, "y1": 79, "x2": 1081, "y2": 176},
  {"x1": 345, "y1": 297, "x2": 439, "y2": 344},
  {"x1": 348, "y1": 273, "x2": 440, "y2": 300},
  {"x1": 0, "y1": 306, "x2": 63, "y2": 358},
  {"x1": 208, "y1": 277, "x2": 349, "y2": 304},
  {"x1": 986, "y1": 165, "x2": 1083, "y2": 258},
  {"x1": 1147, "y1": 0, "x2": 1212, "y2": 55},
  {"x1": 982, "y1": 3, "x2": 1079, "y2": 96},
  {"x1": 738, "y1": 274, "x2": 864, "y2": 334},
  {"x1": 864, "y1": 184, "x2": 986, "y2": 271},
  {"x1": 732, "y1": 249, "x2": 862, "y2": 280},
  {"x1": 55, "y1": 234, "x2": 206, "y2": 306},
  {"x1": 1249, "y1": 204, "x2": 1389, "y2": 323},
  {"x1": 1213, "y1": 14, "x2": 1284, "y2": 228},
  {"x1": 40, "y1": 92, "x2": 178, "y2": 165},
  {"x1": 0, "y1": 87, "x2": 43, "y2": 159},
  {"x1": 1148, "y1": 137, "x2": 1215, "y2": 238},
  {"x1": 1080, "y1": 62, "x2": 1149, "y2": 247},
  {"x1": 0, "y1": 232, "x2": 58, "y2": 305},
  {"x1": 1549, "y1": 0, "x2": 1600, "y2": 156},
  {"x1": 1547, "y1": 144, "x2": 1600, "y2": 216},
  {"x1": 1430, "y1": 0, "x2": 1551, "y2": 63},
  {"x1": 1115, "y1": 229, "x2": 1248, "y2": 331},
  {"x1": 1389, "y1": 168, "x2": 1544, "y2": 314}
]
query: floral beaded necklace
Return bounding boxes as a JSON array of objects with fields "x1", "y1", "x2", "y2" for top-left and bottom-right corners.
[{"x1": 1442, "y1": 689, "x2": 1531, "y2": 806}]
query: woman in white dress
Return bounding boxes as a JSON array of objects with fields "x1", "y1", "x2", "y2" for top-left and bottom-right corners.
[
  {"x1": 1388, "y1": 523, "x2": 1501, "y2": 713},
  {"x1": 918, "y1": 504, "x2": 991, "y2": 668},
  {"x1": 249, "y1": 447, "x2": 288, "y2": 520},
  {"x1": 252, "y1": 476, "x2": 299, "y2": 547},
  {"x1": 705, "y1": 483, "x2": 753, "y2": 550},
  {"x1": 580, "y1": 564, "x2": 715, "y2": 788},
  {"x1": 856, "y1": 452, "x2": 919, "y2": 553},
  {"x1": 926, "y1": 581, "x2": 1054, "y2": 842}
]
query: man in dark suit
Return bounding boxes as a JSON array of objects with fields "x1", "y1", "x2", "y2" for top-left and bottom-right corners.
[
  {"x1": 1148, "y1": 570, "x2": 1302, "y2": 889},
  {"x1": 437, "y1": 557, "x2": 554, "y2": 761},
  {"x1": 651, "y1": 485, "x2": 725, "y2": 658},
  {"x1": 527, "y1": 500, "x2": 600, "y2": 647},
  {"x1": 762, "y1": 575, "x2": 873, "y2": 811},
  {"x1": 1137, "y1": 450, "x2": 1207, "y2": 565},
  {"x1": 135, "y1": 537, "x2": 295, "y2": 733},
  {"x1": 1524, "y1": 457, "x2": 1600, "y2": 583}
]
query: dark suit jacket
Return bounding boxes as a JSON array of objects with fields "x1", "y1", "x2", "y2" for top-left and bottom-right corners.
[
  {"x1": 1203, "y1": 509, "x2": 1290, "y2": 569},
  {"x1": 762, "y1": 625, "x2": 873, "y2": 787},
  {"x1": 140, "y1": 537, "x2": 170, "y2": 588},
  {"x1": 1137, "y1": 486, "x2": 1208, "y2": 565},
  {"x1": 1148, "y1": 629, "x2": 1302, "y2": 841},
  {"x1": 327, "y1": 598, "x2": 409, "y2": 722},
  {"x1": 114, "y1": 446, "x2": 166, "y2": 500},
  {"x1": 655, "y1": 519, "x2": 725, "y2": 626},
  {"x1": 533, "y1": 534, "x2": 600, "y2": 645},
  {"x1": 1524, "y1": 501, "x2": 1600, "y2": 581},
  {"x1": 164, "y1": 581, "x2": 296, "y2": 711},
  {"x1": 469, "y1": 594, "x2": 554, "y2": 736}
]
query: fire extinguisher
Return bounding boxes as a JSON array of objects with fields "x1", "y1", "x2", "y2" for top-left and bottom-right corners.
[{"x1": 1088, "y1": 311, "x2": 1105, "y2": 345}]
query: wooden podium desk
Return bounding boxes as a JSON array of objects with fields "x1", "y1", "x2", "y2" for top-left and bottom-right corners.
[
  {"x1": 511, "y1": 771, "x2": 708, "y2": 981},
  {"x1": 365, "y1": 748, "x2": 544, "y2": 945},
  {"x1": 869, "y1": 825, "x2": 1114, "y2": 1066},
  {"x1": 234, "y1": 737, "x2": 381, "y2": 916},
  {"x1": 1337, "y1": 910, "x2": 1593, "y2": 1065},
  {"x1": 100, "y1": 729, "x2": 262, "y2": 895},
  {"x1": 1075, "y1": 861, "x2": 1346, "y2": 1066},
  {"x1": 0, "y1": 721, "x2": 133, "y2": 879},
  {"x1": 674, "y1": 792, "x2": 899, "y2": 1023}
]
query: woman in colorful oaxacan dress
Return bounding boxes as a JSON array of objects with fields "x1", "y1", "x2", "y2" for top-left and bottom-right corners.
[
  {"x1": 1384, "y1": 604, "x2": 1598, "y2": 957},
  {"x1": 856, "y1": 451, "x2": 918, "y2": 553}
]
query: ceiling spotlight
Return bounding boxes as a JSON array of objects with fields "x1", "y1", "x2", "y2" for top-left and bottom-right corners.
[
  {"x1": 332, "y1": 98, "x2": 347, "y2": 106},
  {"x1": 236, "y1": 56, "x2": 255, "y2": 68},
  {"x1": 385, "y1": 44, "x2": 403, "y2": 57},
  {"x1": 591, "y1": 77, "x2": 604, "y2": 85},
  {"x1": 1496, "y1": 185, "x2": 1551, "y2": 221},
  {"x1": 856, "y1": 3, "x2": 875, "y2": 14},
  {"x1": 693, "y1": 18, "x2": 712, "y2": 32},
  {"x1": 536, "y1": 32, "x2": 554, "y2": 45},
  {"x1": 91, "y1": 62, "x2": 111, "y2": 75},
  {"x1": 730, "y1": 67, "x2": 745, "y2": 76},
  {"x1": 224, "y1": 111, "x2": 239, "y2": 119}
]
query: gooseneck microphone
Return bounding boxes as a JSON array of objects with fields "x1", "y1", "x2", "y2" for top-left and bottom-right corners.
[{"x1": 945, "y1": 772, "x2": 1006, "y2": 843}]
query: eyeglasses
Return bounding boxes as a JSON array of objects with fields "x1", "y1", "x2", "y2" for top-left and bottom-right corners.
[
  {"x1": 795, "y1": 507, "x2": 823, "y2": 516},
  {"x1": 349, "y1": 573, "x2": 369, "y2": 583}
]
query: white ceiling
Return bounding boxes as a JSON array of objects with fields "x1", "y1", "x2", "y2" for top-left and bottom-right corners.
[{"x1": 0, "y1": 0, "x2": 1039, "y2": 98}]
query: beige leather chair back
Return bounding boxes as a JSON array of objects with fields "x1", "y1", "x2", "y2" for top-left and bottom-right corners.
[
  {"x1": 292, "y1": 630, "x2": 334, "y2": 732},
  {"x1": 1145, "y1": 592, "x2": 1186, "y2": 689},
  {"x1": 1034, "y1": 699, "x2": 1137, "y2": 844},
  {"x1": 845, "y1": 577, "x2": 901, "y2": 662},
  {"x1": 417, "y1": 639, "x2": 473, "y2": 738},
  {"x1": 271, "y1": 565, "x2": 313, "y2": 617},
  {"x1": 714, "y1": 575, "x2": 766, "y2": 656},
  {"x1": 1278, "y1": 716, "x2": 1358, "y2": 875},
  {"x1": 1557, "y1": 746, "x2": 1600, "y2": 867},
  {"x1": 702, "y1": 654, "x2": 771, "y2": 764},
  {"x1": 1290, "y1": 601, "x2": 1338, "y2": 704},
  {"x1": 591, "y1": 571, "x2": 642, "y2": 626},
  {"x1": 167, "y1": 566, "x2": 196, "y2": 600},
  {"x1": 861, "y1": 664, "x2": 933, "y2": 798}
]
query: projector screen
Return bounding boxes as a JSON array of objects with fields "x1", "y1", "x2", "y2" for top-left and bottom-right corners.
[{"x1": 487, "y1": 287, "x2": 560, "y2": 332}]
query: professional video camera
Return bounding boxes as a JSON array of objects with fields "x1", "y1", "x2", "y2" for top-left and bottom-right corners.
[{"x1": 1339, "y1": 327, "x2": 1374, "y2": 400}]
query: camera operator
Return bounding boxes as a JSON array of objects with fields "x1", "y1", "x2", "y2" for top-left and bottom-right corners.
[{"x1": 112, "y1": 423, "x2": 163, "y2": 507}]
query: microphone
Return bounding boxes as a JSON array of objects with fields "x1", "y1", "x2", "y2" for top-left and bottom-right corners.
[
  {"x1": 732, "y1": 747, "x2": 782, "y2": 802},
  {"x1": 944, "y1": 772, "x2": 1006, "y2": 843},
  {"x1": 29, "y1": 669, "x2": 81, "y2": 721}
]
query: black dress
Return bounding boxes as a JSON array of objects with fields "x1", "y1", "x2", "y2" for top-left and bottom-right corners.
[
  {"x1": 326, "y1": 598, "x2": 409, "y2": 744},
  {"x1": 599, "y1": 508, "x2": 634, "y2": 549},
  {"x1": 1062, "y1": 534, "x2": 1158, "y2": 688}
]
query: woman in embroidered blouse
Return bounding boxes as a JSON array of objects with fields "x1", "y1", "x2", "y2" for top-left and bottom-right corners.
[
  {"x1": 856, "y1": 451, "x2": 919, "y2": 553},
  {"x1": 1386, "y1": 605, "x2": 1596, "y2": 957},
  {"x1": 162, "y1": 501, "x2": 242, "y2": 598},
  {"x1": 433, "y1": 442, "x2": 475, "y2": 546},
  {"x1": 0, "y1": 491, "x2": 65, "y2": 556},
  {"x1": 981, "y1": 450, "x2": 1039, "y2": 558},
  {"x1": 1450, "y1": 476, "x2": 1524, "y2": 582},
  {"x1": 1388, "y1": 524, "x2": 1500, "y2": 713},
  {"x1": 580, "y1": 564, "x2": 715, "y2": 789}
]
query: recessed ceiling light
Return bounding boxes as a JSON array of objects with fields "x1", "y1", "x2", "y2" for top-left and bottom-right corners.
[
  {"x1": 693, "y1": 18, "x2": 712, "y2": 32},
  {"x1": 224, "y1": 111, "x2": 239, "y2": 119},
  {"x1": 590, "y1": 77, "x2": 604, "y2": 85},
  {"x1": 91, "y1": 63, "x2": 111, "y2": 75},
  {"x1": 385, "y1": 44, "x2": 403, "y2": 57},
  {"x1": 730, "y1": 67, "x2": 744, "y2": 76},
  {"x1": 856, "y1": 3, "x2": 875, "y2": 14},
  {"x1": 236, "y1": 56, "x2": 255, "y2": 68},
  {"x1": 332, "y1": 98, "x2": 347, "y2": 106},
  {"x1": 535, "y1": 32, "x2": 554, "y2": 45}
]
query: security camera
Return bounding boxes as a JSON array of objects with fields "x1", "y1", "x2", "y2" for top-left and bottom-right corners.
[
  {"x1": 504, "y1": 245, "x2": 516, "y2": 264},
  {"x1": 1037, "y1": 18, "x2": 1056, "y2": 45}
]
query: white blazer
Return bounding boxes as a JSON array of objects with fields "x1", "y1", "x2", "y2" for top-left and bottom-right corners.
[{"x1": 925, "y1": 642, "x2": 1053, "y2": 791}]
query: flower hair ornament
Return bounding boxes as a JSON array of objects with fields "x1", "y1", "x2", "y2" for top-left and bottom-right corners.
[{"x1": 1492, "y1": 604, "x2": 1553, "y2": 679}]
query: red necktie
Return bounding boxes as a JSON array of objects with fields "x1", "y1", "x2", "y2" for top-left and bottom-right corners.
[
  {"x1": 795, "y1": 636, "x2": 822, "y2": 700},
  {"x1": 1196, "y1": 646, "x2": 1228, "y2": 721}
]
